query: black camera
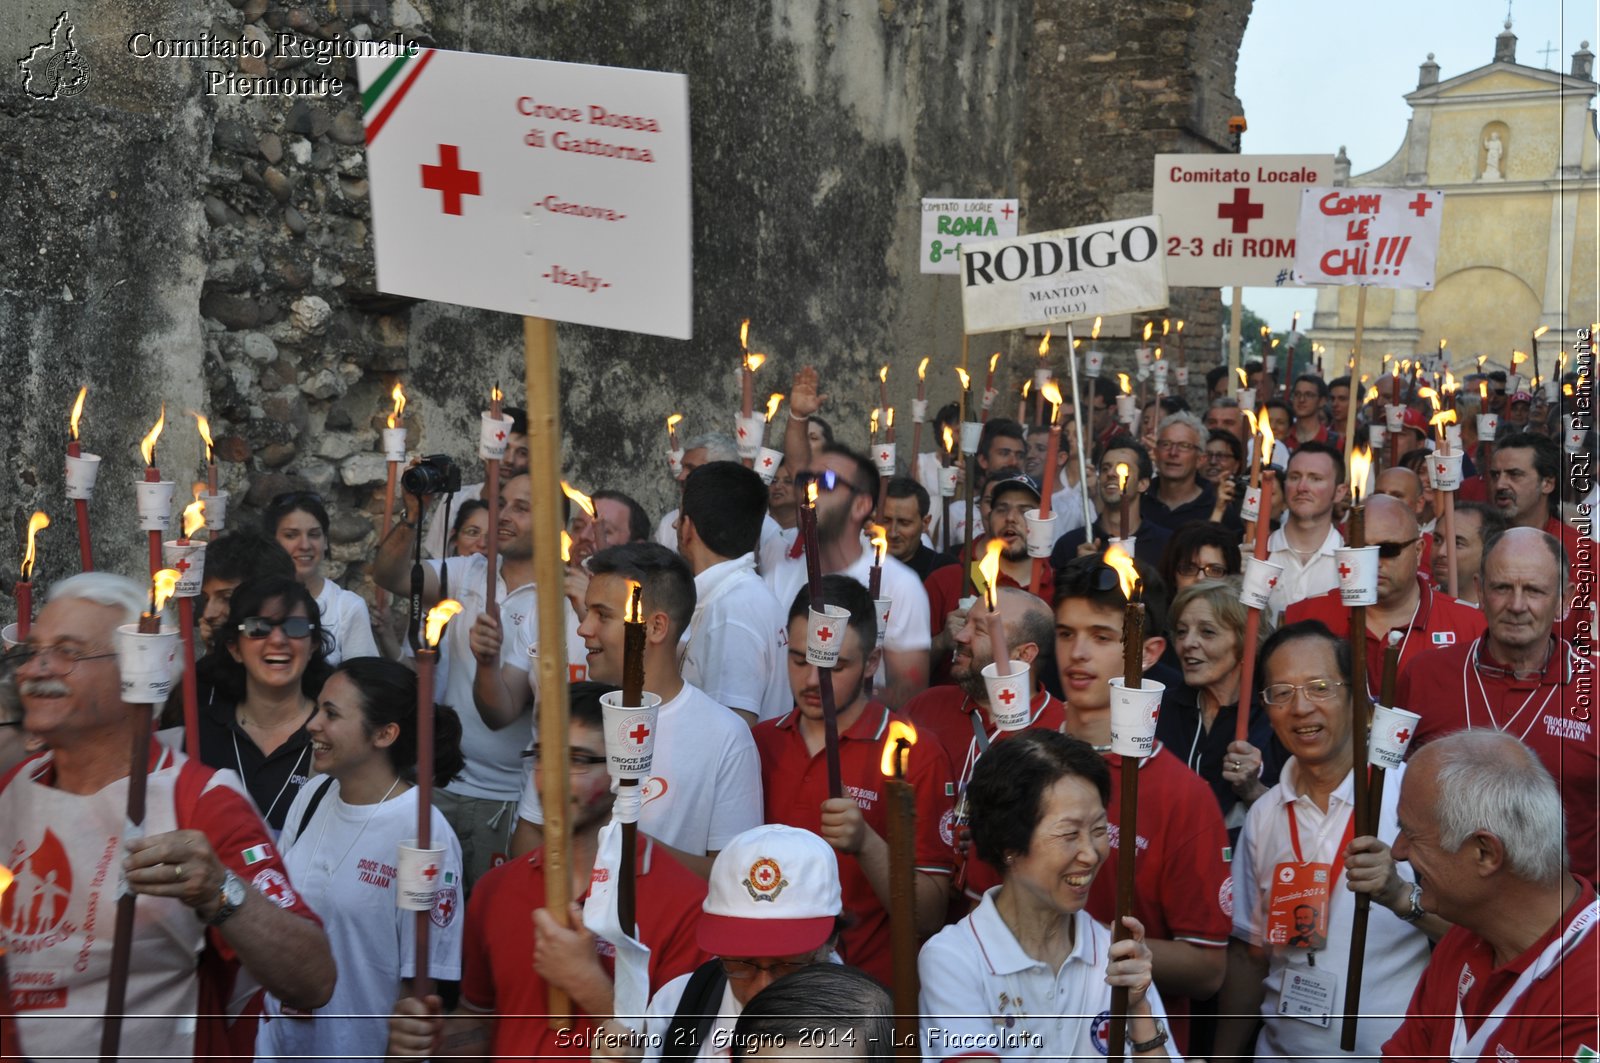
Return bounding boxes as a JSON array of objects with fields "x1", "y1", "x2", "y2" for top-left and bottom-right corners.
[{"x1": 402, "y1": 454, "x2": 461, "y2": 497}]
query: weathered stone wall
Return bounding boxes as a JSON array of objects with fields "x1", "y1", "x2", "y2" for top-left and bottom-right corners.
[{"x1": 3, "y1": 0, "x2": 1251, "y2": 606}]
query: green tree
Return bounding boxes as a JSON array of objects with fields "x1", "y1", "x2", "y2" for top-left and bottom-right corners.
[{"x1": 1221, "y1": 303, "x2": 1274, "y2": 358}]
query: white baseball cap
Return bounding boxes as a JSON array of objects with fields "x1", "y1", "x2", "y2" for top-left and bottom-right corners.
[{"x1": 698, "y1": 824, "x2": 842, "y2": 956}]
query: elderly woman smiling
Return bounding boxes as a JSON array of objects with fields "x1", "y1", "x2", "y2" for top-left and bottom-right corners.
[{"x1": 918, "y1": 730, "x2": 1178, "y2": 1060}]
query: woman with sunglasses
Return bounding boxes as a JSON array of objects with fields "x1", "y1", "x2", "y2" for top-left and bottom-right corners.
[
  {"x1": 264, "y1": 492, "x2": 379, "y2": 665},
  {"x1": 198, "y1": 577, "x2": 333, "y2": 833},
  {"x1": 256, "y1": 658, "x2": 465, "y2": 1063}
]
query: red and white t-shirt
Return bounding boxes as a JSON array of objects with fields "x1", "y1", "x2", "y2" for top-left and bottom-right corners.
[
  {"x1": 0, "y1": 745, "x2": 320, "y2": 1062},
  {"x1": 1397, "y1": 638, "x2": 1598, "y2": 883},
  {"x1": 753, "y1": 704, "x2": 956, "y2": 984},
  {"x1": 1383, "y1": 877, "x2": 1600, "y2": 1062}
]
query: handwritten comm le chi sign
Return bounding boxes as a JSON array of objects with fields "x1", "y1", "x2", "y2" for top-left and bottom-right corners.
[
  {"x1": 358, "y1": 47, "x2": 692, "y2": 338},
  {"x1": 958, "y1": 215, "x2": 1169, "y2": 335},
  {"x1": 1291, "y1": 187, "x2": 1443, "y2": 291}
]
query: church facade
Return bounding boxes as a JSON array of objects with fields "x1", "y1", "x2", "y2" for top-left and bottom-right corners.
[{"x1": 1307, "y1": 23, "x2": 1597, "y2": 376}]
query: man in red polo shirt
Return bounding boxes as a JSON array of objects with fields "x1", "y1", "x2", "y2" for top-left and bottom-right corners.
[
  {"x1": 385, "y1": 683, "x2": 708, "y2": 1060},
  {"x1": 753, "y1": 576, "x2": 955, "y2": 984},
  {"x1": 1396, "y1": 527, "x2": 1597, "y2": 883},
  {"x1": 1488, "y1": 430, "x2": 1590, "y2": 563},
  {"x1": 1383, "y1": 731, "x2": 1599, "y2": 1062},
  {"x1": 1052, "y1": 553, "x2": 1231, "y2": 1053},
  {"x1": 1287, "y1": 494, "x2": 1485, "y2": 697}
]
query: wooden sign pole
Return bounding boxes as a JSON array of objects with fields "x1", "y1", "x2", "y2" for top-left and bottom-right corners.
[{"x1": 524, "y1": 316, "x2": 573, "y2": 1027}]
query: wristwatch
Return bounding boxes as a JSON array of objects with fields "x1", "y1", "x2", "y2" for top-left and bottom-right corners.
[
  {"x1": 1129, "y1": 1020, "x2": 1169, "y2": 1054},
  {"x1": 204, "y1": 870, "x2": 248, "y2": 927},
  {"x1": 1397, "y1": 881, "x2": 1426, "y2": 923}
]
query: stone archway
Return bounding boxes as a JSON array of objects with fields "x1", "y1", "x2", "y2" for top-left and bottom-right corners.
[{"x1": 1417, "y1": 266, "x2": 1540, "y2": 362}]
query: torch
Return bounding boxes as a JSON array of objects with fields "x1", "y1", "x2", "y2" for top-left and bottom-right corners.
[
  {"x1": 1531, "y1": 325, "x2": 1549, "y2": 394},
  {"x1": 410, "y1": 599, "x2": 463, "y2": 1001},
  {"x1": 190, "y1": 412, "x2": 218, "y2": 497},
  {"x1": 1116, "y1": 463, "x2": 1133, "y2": 544},
  {"x1": 756, "y1": 394, "x2": 786, "y2": 484},
  {"x1": 101, "y1": 568, "x2": 181, "y2": 1063},
  {"x1": 66, "y1": 387, "x2": 97, "y2": 571},
  {"x1": 940, "y1": 425, "x2": 956, "y2": 555},
  {"x1": 736, "y1": 322, "x2": 767, "y2": 466},
  {"x1": 1507, "y1": 350, "x2": 1527, "y2": 421},
  {"x1": 13, "y1": 513, "x2": 49, "y2": 643},
  {"x1": 1034, "y1": 333, "x2": 1051, "y2": 424},
  {"x1": 137, "y1": 407, "x2": 172, "y2": 578},
  {"x1": 1028, "y1": 382, "x2": 1064, "y2": 600},
  {"x1": 1102, "y1": 543, "x2": 1154, "y2": 1063},
  {"x1": 981, "y1": 352, "x2": 1000, "y2": 423},
  {"x1": 166, "y1": 497, "x2": 208, "y2": 761},
  {"x1": 1017, "y1": 379, "x2": 1031, "y2": 426},
  {"x1": 910, "y1": 357, "x2": 930, "y2": 464},
  {"x1": 955, "y1": 369, "x2": 979, "y2": 596},
  {"x1": 977, "y1": 538, "x2": 1012, "y2": 672},
  {"x1": 666, "y1": 412, "x2": 685, "y2": 480},
  {"x1": 880, "y1": 720, "x2": 920, "y2": 1059},
  {"x1": 480, "y1": 386, "x2": 514, "y2": 616},
  {"x1": 562, "y1": 481, "x2": 602, "y2": 558},
  {"x1": 798, "y1": 476, "x2": 844, "y2": 798},
  {"x1": 381, "y1": 384, "x2": 408, "y2": 608},
  {"x1": 1422, "y1": 389, "x2": 1461, "y2": 598},
  {"x1": 874, "y1": 409, "x2": 898, "y2": 514},
  {"x1": 878, "y1": 364, "x2": 890, "y2": 425},
  {"x1": 617, "y1": 580, "x2": 647, "y2": 936},
  {"x1": 739, "y1": 318, "x2": 754, "y2": 421},
  {"x1": 1138, "y1": 323, "x2": 1154, "y2": 407},
  {"x1": 1116, "y1": 373, "x2": 1137, "y2": 430},
  {"x1": 1234, "y1": 412, "x2": 1278, "y2": 743},
  {"x1": 1346, "y1": 442, "x2": 1375, "y2": 837}
]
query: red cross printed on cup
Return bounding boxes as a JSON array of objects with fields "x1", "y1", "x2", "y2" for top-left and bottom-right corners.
[
  {"x1": 1394, "y1": 727, "x2": 1411, "y2": 744},
  {"x1": 1266, "y1": 575, "x2": 1279, "y2": 589},
  {"x1": 879, "y1": 450, "x2": 890, "y2": 463},
  {"x1": 496, "y1": 429, "x2": 506, "y2": 441},
  {"x1": 1338, "y1": 562, "x2": 1352, "y2": 580},
  {"x1": 997, "y1": 688, "x2": 1017, "y2": 706},
  {"x1": 816, "y1": 626, "x2": 833, "y2": 643},
  {"x1": 737, "y1": 425, "x2": 749, "y2": 438},
  {"x1": 422, "y1": 863, "x2": 439, "y2": 883},
  {"x1": 630, "y1": 722, "x2": 651, "y2": 744},
  {"x1": 762, "y1": 456, "x2": 775, "y2": 467},
  {"x1": 174, "y1": 557, "x2": 191, "y2": 573}
]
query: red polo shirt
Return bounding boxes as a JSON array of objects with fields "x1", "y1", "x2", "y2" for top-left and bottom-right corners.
[
  {"x1": 1285, "y1": 577, "x2": 1487, "y2": 697},
  {"x1": 923, "y1": 544, "x2": 1051, "y2": 639},
  {"x1": 460, "y1": 839, "x2": 707, "y2": 1059},
  {"x1": 1382, "y1": 877, "x2": 1599, "y2": 1062},
  {"x1": 1397, "y1": 638, "x2": 1598, "y2": 883},
  {"x1": 752, "y1": 703, "x2": 956, "y2": 984}
]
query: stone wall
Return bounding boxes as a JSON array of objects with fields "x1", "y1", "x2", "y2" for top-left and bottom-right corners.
[{"x1": 2, "y1": 0, "x2": 1251, "y2": 605}]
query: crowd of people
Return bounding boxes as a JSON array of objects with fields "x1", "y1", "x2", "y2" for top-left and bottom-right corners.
[{"x1": 0, "y1": 349, "x2": 1595, "y2": 1062}]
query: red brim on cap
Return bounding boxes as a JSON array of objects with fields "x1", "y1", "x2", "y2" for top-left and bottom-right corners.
[{"x1": 697, "y1": 912, "x2": 837, "y2": 958}]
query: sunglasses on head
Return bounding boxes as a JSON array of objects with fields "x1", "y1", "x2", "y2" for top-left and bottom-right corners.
[{"x1": 238, "y1": 616, "x2": 314, "y2": 639}]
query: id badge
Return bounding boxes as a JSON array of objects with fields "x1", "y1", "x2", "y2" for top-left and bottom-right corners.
[
  {"x1": 1277, "y1": 964, "x2": 1338, "y2": 1027},
  {"x1": 1266, "y1": 861, "x2": 1332, "y2": 950}
]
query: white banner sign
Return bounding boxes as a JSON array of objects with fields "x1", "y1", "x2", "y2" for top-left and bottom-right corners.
[
  {"x1": 958, "y1": 216, "x2": 1168, "y2": 335},
  {"x1": 920, "y1": 198, "x2": 1020, "y2": 274},
  {"x1": 358, "y1": 47, "x2": 692, "y2": 338},
  {"x1": 1153, "y1": 154, "x2": 1333, "y2": 287},
  {"x1": 1291, "y1": 187, "x2": 1443, "y2": 290}
]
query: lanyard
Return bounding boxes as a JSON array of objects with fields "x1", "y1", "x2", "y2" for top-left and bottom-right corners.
[
  {"x1": 1449, "y1": 898, "x2": 1599, "y2": 1061},
  {"x1": 1285, "y1": 799, "x2": 1357, "y2": 878}
]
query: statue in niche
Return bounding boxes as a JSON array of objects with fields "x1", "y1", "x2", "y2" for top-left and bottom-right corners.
[{"x1": 1481, "y1": 131, "x2": 1504, "y2": 181}]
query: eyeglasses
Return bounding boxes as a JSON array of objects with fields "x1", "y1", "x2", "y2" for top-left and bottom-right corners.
[
  {"x1": 1177, "y1": 562, "x2": 1230, "y2": 580},
  {"x1": 522, "y1": 745, "x2": 609, "y2": 769},
  {"x1": 4, "y1": 645, "x2": 118, "y2": 676},
  {"x1": 1291, "y1": 390, "x2": 1323, "y2": 401},
  {"x1": 811, "y1": 470, "x2": 860, "y2": 496},
  {"x1": 719, "y1": 957, "x2": 814, "y2": 981},
  {"x1": 1372, "y1": 538, "x2": 1419, "y2": 559},
  {"x1": 1155, "y1": 441, "x2": 1201, "y2": 454},
  {"x1": 238, "y1": 616, "x2": 315, "y2": 640},
  {"x1": 1262, "y1": 679, "x2": 1346, "y2": 706}
]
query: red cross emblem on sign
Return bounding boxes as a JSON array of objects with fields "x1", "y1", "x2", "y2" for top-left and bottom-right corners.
[
  {"x1": 630, "y1": 723, "x2": 651, "y2": 744},
  {"x1": 997, "y1": 688, "x2": 1017, "y2": 705},
  {"x1": 1394, "y1": 727, "x2": 1411, "y2": 744},
  {"x1": 1408, "y1": 193, "x2": 1434, "y2": 217},
  {"x1": 422, "y1": 863, "x2": 439, "y2": 883},
  {"x1": 1001, "y1": 203, "x2": 1015, "y2": 220},
  {"x1": 1217, "y1": 187, "x2": 1264, "y2": 233},
  {"x1": 174, "y1": 557, "x2": 191, "y2": 573},
  {"x1": 421, "y1": 144, "x2": 481, "y2": 216},
  {"x1": 816, "y1": 626, "x2": 833, "y2": 643},
  {"x1": 1338, "y1": 562, "x2": 1352, "y2": 579}
]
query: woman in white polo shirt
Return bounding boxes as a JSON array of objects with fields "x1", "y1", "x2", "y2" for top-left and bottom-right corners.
[{"x1": 918, "y1": 730, "x2": 1179, "y2": 1061}]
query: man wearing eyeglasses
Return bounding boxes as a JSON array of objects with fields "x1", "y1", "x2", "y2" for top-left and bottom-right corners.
[
  {"x1": 1144, "y1": 412, "x2": 1237, "y2": 536},
  {"x1": 385, "y1": 682, "x2": 709, "y2": 1061},
  {"x1": 1287, "y1": 374, "x2": 1341, "y2": 452},
  {"x1": 1284, "y1": 494, "x2": 1486, "y2": 696},
  {"x1": 1, "y1": 574, "x2": 334, "y2": 1060},
  {"x1": 1217, "y1": 621, "x2": 1433, "y2": 1062},
  {"x1": 1395, "y1": 527, "x2": 1597, "y2": 884}
]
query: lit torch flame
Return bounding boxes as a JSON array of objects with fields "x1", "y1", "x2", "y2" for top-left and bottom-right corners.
[
  {"x1": 1038, "y1": 332, "x2": 1050, "y2": 358},
  {"x1": 1480, "y1": 380, "x2": 1489, "y2": 402},
  {"x1": 1103, "y1": 542, "x2": 1139, "y2": 602},
  {"x1": 667, "y1": 412, "x2": 683, "y2": 432},
  {"x1": 1365, "y1": 385, "x2": 1380, "y2": 404},
  {"x1": 1091, "y1": 316, "x2": 1103, "y2": 341},
  {"x1": 870, "y1": 408, "x2": 880, "y2": 436},
  {"x1": 1117, "y1": 373, "x2": 1132, "y2": 396},
  {"x1": 978, "y1": 538, "x2": 1005, "y2": 611},
  {"x1": 1116, "y1": 463, "x2": 1130, "y2": 494},
  {"x1": 1243, "y1": 409, "x2": 1259, "y2": 436},
  {"x1": 746, "y1": 352, "x2": 766, "y2": 373},
  {"x1": 423, "y1": 600, "x2": 463, "y2": 648},
  {"x1": 879, "y1": 365, "x2": 889, "y2": 384},
  {"x1": 806, "y1": 478, "x2": 819, "y2": 507},
  {"x1": 561, "y1": 481, "x2": 595, "y2": 518},
  {"x1": 1429, "y1": 409, "x2": 1457, "y2": 432},
  {"x1": 182, "y1": 498, "x2": 206, "y2": 539},
  {"x1": 625, "y1": 580, "x2": 643, "y2": 624},
  {"x1": 886, "y1": 407, "x2": 895, "y2": 430},
  {"x1": 879, "y1": 719, "x2": 917, "y2": 778},
  {"x1": 1162, "y1": 319, "x2": 1171, "y2": 337},
  {"x1": 560, "y1": 530, "x2": 572, "y2": 563},
  {"x1": 1235, "y1": 367, "x2": 1249, "y2": 389},
  {"x1": 917, "y1": 356, "x2": 930, "y2": 381},
  {"x1": 941, "y1": 425, "x2": 955, "y2": 454},
  {"x1": 1350, "y1": 445, "x2": 1374, "y2": 505},
  {"x1": 740, "y1": 318, "x2": 750, "y2": 351},
  {"x1": 1176, "y1": 319, "x2": 1185, "y2": 333},
  {"x1": 1418, "y1": 386, "x2": 1441, "y2": 412},
  {"x1": 21, "y1": 512, "x2": 49, "y2": 579},
  {"x1": 1259, "y1": 409, "x2": 1276, "y2": 466},
  {"x1": 1511, "y1": 350, "x2": 1527, "y2": 368},
  {"x1": 387, "y1": 383, "x2": 406, "y2": 429},
  {"x1": 1534, "y1": 325, "x2": 1550, "y2": 340},
  {"x1": 152, "y1": 568, "x2": 180, "y2": 615},
  {"x1": 869, "y1": 524, "x2": 887, "y2": 566},
  {"x1": 1022, "y1": 380, "x2": 1032, "y2": 399},
  {"x1": 69, "y1": 387, "x2": 87, "y2": 441},
  {"x1": 1041, "y1": 381, "x2": 1063, "y2": 423},
  {"x1": 988, "y1": 352, "x2": 1000, "y2": 375},
  {"x1": 491, "y1": 384, "x2": 503, "y2": 403},
  {"x1": 765, "y1": 393, "x2": 784, "y2": 423},
  {"x1": 1477, "y1": 354, "x2": 1488, "y2": 370},
  {"x1": 140, "y1": 405, "x2": 166, "y2": 467},
  {"x1": 1143, "y1": 322, "x2": 1154, "y2": 342},
  {"x1": 191, "y1": 412, "x2": 214, "y2": 462},
  {"x1": 955, "y1": 367, "x2": 971, "y2": 391},
  {"x1": 0, "y1": 863, "x2": 12, "y2": 899}
]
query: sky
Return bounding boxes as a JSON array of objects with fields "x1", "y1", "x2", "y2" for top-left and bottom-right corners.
[{"x1": 1233, "y1": 0, "x2": 1598, "y2": 330}]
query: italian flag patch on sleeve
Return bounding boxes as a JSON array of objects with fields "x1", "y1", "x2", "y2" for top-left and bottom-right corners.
[{"x1": 242, "y1": 844, "x2": 273, "y2": 865}]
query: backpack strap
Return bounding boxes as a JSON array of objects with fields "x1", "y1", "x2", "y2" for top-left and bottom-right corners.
[
  {"x1": 287, "y1": 776, "x2": 336, "y2": 848},
  {"x1": 661, "y1": 959, "x2": 728, "y2": 1061}
]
